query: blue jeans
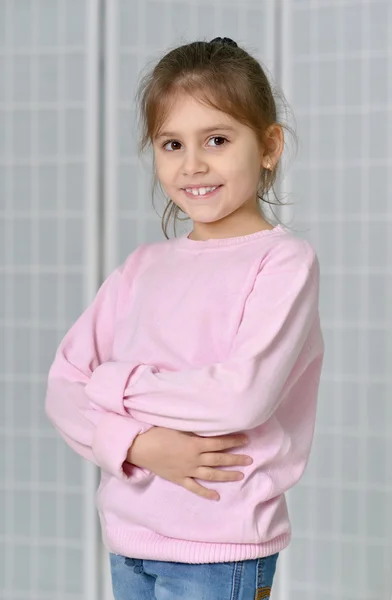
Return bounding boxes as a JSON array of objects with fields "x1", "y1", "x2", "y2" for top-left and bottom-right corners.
[{"x1": 110, "y1": 552, "x2": 279, "y2": 600}]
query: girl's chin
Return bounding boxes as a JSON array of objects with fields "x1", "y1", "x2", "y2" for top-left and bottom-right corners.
[
  {"x1": 182, "y1": 209, "x2": 226, "y2": 224},
  {"x1": 172, "y1": 199, "x2": 234, "y2": 224}
]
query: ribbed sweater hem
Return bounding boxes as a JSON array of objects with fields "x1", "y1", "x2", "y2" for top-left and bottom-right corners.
[{"x1": 102, "y1": 526, "x2": 291, "y2": 564}]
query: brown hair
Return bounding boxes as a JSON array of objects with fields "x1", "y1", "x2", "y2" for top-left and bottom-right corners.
[{"x1": 136, "y1": 39, "x2": 296, "y2": 238}]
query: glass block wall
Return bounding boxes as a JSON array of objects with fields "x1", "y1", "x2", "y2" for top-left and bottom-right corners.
[
  {"x1": 0, "y1": 0, "x2": 101, "y2": 598},
  {"x1": 282, "y1": 1, "x2": 392, "y2": 598}
]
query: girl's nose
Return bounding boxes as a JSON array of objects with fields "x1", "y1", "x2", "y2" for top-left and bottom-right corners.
[{"x1": 181, "y1": 149, "x2": 208, "y2": 176}]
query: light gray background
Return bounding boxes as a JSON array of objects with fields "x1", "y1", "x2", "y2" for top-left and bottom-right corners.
[{"x1": 1, "y1": 1, "x2": 391, "y2": 599}]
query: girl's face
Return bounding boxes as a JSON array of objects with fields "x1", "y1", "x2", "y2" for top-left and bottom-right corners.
[{"x1": 153, "y1": 94, "x2": 268, "y2": 234}]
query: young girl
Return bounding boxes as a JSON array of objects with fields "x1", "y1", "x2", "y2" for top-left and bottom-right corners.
[{"x1": 46, "y1": 38, "x2": 324, "y2": 600}]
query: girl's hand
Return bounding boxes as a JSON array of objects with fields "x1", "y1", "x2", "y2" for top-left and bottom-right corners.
[{"x1": 127, "y1": 427, "x2": 252, "y2": 501}]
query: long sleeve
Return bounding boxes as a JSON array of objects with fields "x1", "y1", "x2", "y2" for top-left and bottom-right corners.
[
  {"x1": 45, "y1": 265, "x2": 153, "y2": 481},
  {"x1": 85, "y1": 244, "x2": 323, "y2": 436}
]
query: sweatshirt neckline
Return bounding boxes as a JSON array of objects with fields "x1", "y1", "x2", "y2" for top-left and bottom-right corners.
[{"x1": 176, "y1": 224, "x2": 285, "y2": 249}]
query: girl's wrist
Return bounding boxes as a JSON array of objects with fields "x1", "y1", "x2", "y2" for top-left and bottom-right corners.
[{"x1": 126, "y1": 427, "x2": 156, "y2": 468}]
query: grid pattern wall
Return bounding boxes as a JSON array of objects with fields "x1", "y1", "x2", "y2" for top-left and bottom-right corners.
[
  {"x1": 0, "y1": 1, "x2": 100, "y2": 598},
  {"x1": 284, "y1": 1, "x2": 392, "y2": 599}
]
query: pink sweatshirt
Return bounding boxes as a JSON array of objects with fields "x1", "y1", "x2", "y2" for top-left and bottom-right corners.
[{"x1": 46, "y1": 225, "x2": 324, "y2": 564}]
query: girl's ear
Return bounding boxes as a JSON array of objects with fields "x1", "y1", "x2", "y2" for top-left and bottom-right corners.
[{"x1": 261, "y1": 124, "x2": 284, "y2": 170}]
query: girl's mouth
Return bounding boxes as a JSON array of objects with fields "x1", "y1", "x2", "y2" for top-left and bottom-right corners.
[{"x1": 182, "y1": 185, "x2": 222, "y2": 200}]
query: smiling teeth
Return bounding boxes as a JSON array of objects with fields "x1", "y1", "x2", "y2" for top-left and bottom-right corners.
[{"x1": 185, "y1": 186, "x2": 218, "y2": 196}]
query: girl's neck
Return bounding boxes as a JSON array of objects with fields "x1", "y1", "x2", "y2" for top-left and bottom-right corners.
[{"x1": 188, "y1": 207, "x2": 274, "y2": 242}]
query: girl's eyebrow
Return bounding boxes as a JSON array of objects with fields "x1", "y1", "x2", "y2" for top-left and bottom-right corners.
[{"x1": 156, "y1": 124, "x2": 237, "y2": 140}]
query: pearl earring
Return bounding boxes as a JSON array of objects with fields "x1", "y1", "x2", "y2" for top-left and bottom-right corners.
[{"x1": 266, "y1": 162, "x2": 271, "y2": 170}]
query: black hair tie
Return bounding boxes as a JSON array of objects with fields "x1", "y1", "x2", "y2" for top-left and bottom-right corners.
[{"x1": 210, "y1": 37, "x2": 238, "y2": 48}]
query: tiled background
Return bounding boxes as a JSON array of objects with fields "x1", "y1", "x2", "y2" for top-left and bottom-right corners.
[
  {"x1": 1, "y1": 1, "x2": 391, "y2": 599},
  {"x1": 0, "y1": 0, "x2": 100, "y2": 598}
]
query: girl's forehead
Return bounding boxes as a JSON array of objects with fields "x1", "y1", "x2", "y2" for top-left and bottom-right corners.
[{"x1": 160, "y1": 93, "x2": 235, "y2": 128}]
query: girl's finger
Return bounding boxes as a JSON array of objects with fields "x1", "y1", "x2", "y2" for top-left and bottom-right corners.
[
  {"x1": 200, "y1": 452, "x2": 253, "y2": 467},
  {"x1": 201, "y1": 435, "x2": 248, "y2": 453},
  {"x1": 182, "y1": 477, "x2": 220, "y2": 501},
  {"x1": 194, "y1": 467, "x2": 244, "y2": 483}
]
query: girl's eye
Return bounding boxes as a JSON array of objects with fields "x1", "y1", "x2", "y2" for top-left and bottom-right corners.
[
  {"x1": 163, "y1": 140, "x2": 182, "y2": 151},
  {"x1": 162, "y1": 136, "x2": 227, "y2": 151},
  {"x1": 207, "y1": 136, "x2": 227, "y2": 147}
]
